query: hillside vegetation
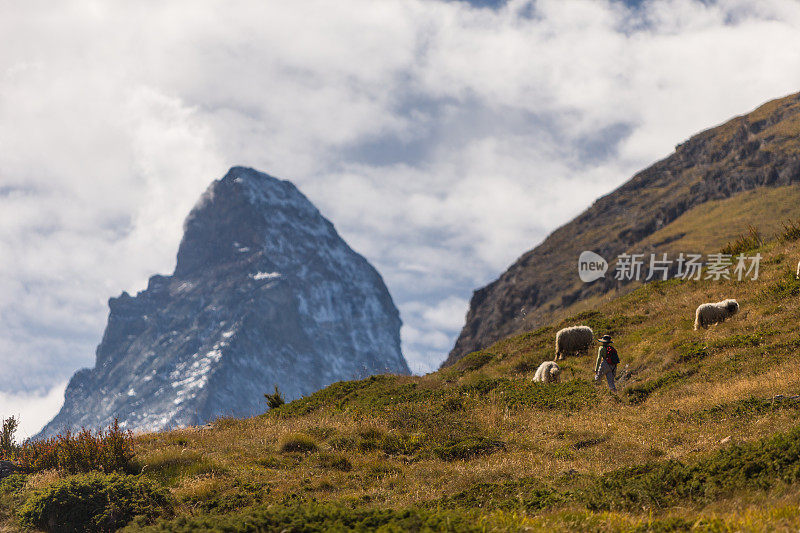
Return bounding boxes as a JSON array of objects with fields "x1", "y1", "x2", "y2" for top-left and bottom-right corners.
[
  {"x1": 3, "y1": 196, "x2": 800, "y2": 531},
  {"x1": 447, "y1": 92, "x2": 800, "y2": 365}
]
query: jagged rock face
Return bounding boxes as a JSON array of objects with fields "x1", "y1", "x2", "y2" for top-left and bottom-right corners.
[
  {"x1": 39, "y1": 167, "x2": 408, "y2": 437},
  {"x1": 445, "y1": 92, "x2": 800, "y2": 366}
]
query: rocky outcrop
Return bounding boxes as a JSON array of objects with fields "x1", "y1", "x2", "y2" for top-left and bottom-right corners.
[
  {"x1": 445, "y1": 92, "x2": 800, "y2": 366},
  {"x1": 0, "y1": 461, "x2": 16, "y2": 480},
  {"x1": 39, "y1": 167, "x2": 409, "y2": 437}
]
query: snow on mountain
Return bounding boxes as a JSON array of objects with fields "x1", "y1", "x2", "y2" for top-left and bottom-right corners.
[{"x1": 38, "y1": 167, "x2": 409, "y2": 437}]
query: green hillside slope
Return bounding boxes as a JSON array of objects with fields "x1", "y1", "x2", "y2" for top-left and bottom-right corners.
[
  {"x1": 3, "y1": 197, "x2": 800, "y2": 531},
  {"x1": 447, "y1": 92, "x2": 800, "y2": 366}
]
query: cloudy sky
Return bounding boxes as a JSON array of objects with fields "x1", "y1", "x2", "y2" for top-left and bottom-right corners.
[{"x1": 2, "y1": 0, "x2": 800, "y2": 437}]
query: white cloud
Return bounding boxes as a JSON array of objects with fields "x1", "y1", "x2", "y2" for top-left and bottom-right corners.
[
  {"x1": 1, "y1": 0, "x2": 800, "y2": 430},
  {"x1": 0, "y1": 382, "x2": 67, "y2": 441}
]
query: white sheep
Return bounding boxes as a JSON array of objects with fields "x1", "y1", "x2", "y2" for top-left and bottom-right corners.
[
  {"x1": 554, "y1": 325, "x2": 594, "y2": 361},
  {"x1": 796, "y1": 260, "x2": 799, "y2": 280},
  {"x1": 694, "y1": 299, "x2": 739, "y2": 330},
  {"x1": 533, "y1": 361, "x2": 562, "y2": 383}
]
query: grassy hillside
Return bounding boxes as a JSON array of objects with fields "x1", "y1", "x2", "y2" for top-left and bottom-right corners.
[
  {"x1": 447, "y1": 92, "x2": 800, "y2": 365},
  {"x1": 3, "y1": 203, "x2": 800, "y2": 530}
]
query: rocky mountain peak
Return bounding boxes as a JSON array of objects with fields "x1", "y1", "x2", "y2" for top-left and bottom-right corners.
[
  {"x1": 39, "y1": 167, "x2": 409, "y2": 438},
  {"x1": 175, "y1": 167, "x2": 333, "y2": 277}
]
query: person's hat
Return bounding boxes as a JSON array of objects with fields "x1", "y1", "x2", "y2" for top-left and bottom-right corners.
[{"x1": 599, "y1": 334, "x2": 613, "y2": 344}]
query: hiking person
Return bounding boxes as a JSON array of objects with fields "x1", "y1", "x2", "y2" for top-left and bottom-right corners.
[{"x1": 594, "y1": 334, "x2": 619, "y2": 391}]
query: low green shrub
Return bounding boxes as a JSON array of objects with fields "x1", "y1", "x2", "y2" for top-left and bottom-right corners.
[
  {"x1": 379, "y1": 432, "x2": 425, "y2": 456},
  {"x1": 18, "y1": 472, "x2": 172, "y2": 532},
  {"x1": 433, "y1": 436, "x2": 505, "y2": 461},
  {"x1": 124, "y1": 503, "x2": 491, "y2": 533},
  {"x1": 762, "y1": 268, "x2": 800, "y2": 300},
  {"x1": 496, "y1": 379, "x2": 597, "y2": 411},
  {"x1": 328, "y1": 435, "x2": 357, "y2": 451},
  {"x1": 511, "y1": 357, "x2": 539, "y2": 374},
  {"x1": 780, "y1": 218, "x2": 800, "y2": 241},
  {"x1": 691, "y1": 396, "x2": 800, "y2": 422},
  {"x1": 673, "y1": 340, "x2": 708, "y2": 362},
  {"x1": 625, "y1": 368, "x2": 697, "y2": 405},
  {"x1": 365, "y1": 460, "x2": 401, "y2": 478},
  {"x1": 721, "y1": 225, "x2": 763, "y2": 255},
  {"x1": 442, "y1": 396, "x2": 465, "y2": 412},
  {"x1": 0, "y1": 473, "x2": 27, "y2": 495},
  {"x1": 139, "y1": 448, "x2": 220, "y2": 485},
  {"x1": 317, "y1": 453, "x2": 352, "y2": 472},
  {"x1": 453, "y1": 351, "x2": 494, "y2": 373},
  {"x1": 264, "y1": 385, "x2": 285, "y2": 409},
  {"x1": 582, "y1": 424, "x2": 800, "y2": 511},
  {"x1": 356, "y1": 428, "x2": 384, "y2": 451},
  {"x1": 459, "y1": 376, "x2": 505, "y2": 396},
  {"x1": 268, "y1": 375, "x2": 437, "y2": 418},
  {"x1": 279, "y1": 433, "x2": 318, "y2": 454},
  {"x1": 432, "y1": 477, "x2": 562, "y2": 512}
]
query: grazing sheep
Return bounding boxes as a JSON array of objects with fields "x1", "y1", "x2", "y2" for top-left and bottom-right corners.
[
  {"x1": 555, "y1": 325, "x2": 594, "y2": 360},
  {"x1": 796, "y1": 260, "x2": 799, "y2": 280},
  {"x1": 694, "y1": 299, "x2": 740, "y2": 330},
  {"x1": 533, "y1": 361, "x2": 562, "y2": 383}
]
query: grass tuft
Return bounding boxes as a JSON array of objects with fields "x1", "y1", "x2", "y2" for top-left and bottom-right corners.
[
  {"x1": 721, "y1": 225, "x2": 763, "y2": 255},
  {"x1": 780, "y1": 218, "x2": 800, "y2": 241},
  {"x1": 279, "y1": 433, "x2": 318, "y2": 454}
]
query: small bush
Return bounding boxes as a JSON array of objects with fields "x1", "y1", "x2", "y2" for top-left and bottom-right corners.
[
  {"x1": 356, "y1": 428, "x2": 384, "y2": 452},
  {"x1": 306, "y1": 426, "x2": 336, "y2": 441},
  {"x1": 780, "y1": 218, "x2": 800, "y2": 241},
  {"x1": 454, "y1": 352, "x2": 494, "y2": 373},
  {"x1": 188, "y1": 484, "x2": 263, "y2": 515},
  {"x1": 140, "y1": 448, "x2": 219, "y2": 485},
  {"x1": 762, "y1": 268, "x2": 800, "y2": 300},
  {"x1": 18, "y1": 472, "x2": 172, "y2": 532},
  {"x1": 267, "y1": 375, "x2": 405, "y2": 418},
  {"x1": 442, "y1": 397, "x2": 465, "y2": 412},
  {"x1": 365, "y1": 459, "x2": 401, "y2": 478},
  {"x1": 256, "y1": 456, "x2": 281, "y2": 469},
  {"x1": 582, "y1": 424, "x2": 800, "y2": 511},
  {"x1": 625, "y1": 368, "x2": 697, "y2": 405},
  {"x1": 279, "y1": 434, "x2": 318, "y2": 454},
  {"x1": 328, "y1": 435, "x2": 357, "y2": 451},
  {"x1": 0, "y1": 473, "x2": 27, "y2": 495},
  {"x1": 14, "y1": 419, "x2": 135, "y2": 474},
  {"x1": 673, "y1": 340, "x2": 708, "y2": 362},
  {"x1": 511, "y1": 357, "x2": 539, "y2": 374},
  {"x1": 317, "y1": 453, "x2": 352, "y2": 472},
  {"x1": 433, "y1": 437, "x2": 505, "y2": 461},
  {"x1": 496, "y1": 379, "x2": 597, "y2": 411},
  {"x1": 264, "y1": 385, "x2": 285, "y2": 410},
  {"x1": 380, "y1": 432, "x2": 425, "y2": 456},
  {"x1": 433, "y1": 477, "x2": 561, "y2": 512},
  {"x1": 459, "y1": 376, "x2": 504, "y2": 396},
  {"x1": 721, "y1": 225, "x2": 763, "y2": 255},
  {"x1": 125, "y1": 503, "x2": 491, "y2": 533},
  {"x1": 691, "y1": 396, "x2": 800, "y2": 423},
  {"x1": 709, "y1": 333, "x2": 764, "y2": 350}
]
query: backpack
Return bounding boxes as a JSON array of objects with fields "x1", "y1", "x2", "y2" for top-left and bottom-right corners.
[{"x1": 604, "y1": 346, "x2": 619, "y2": 365}]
